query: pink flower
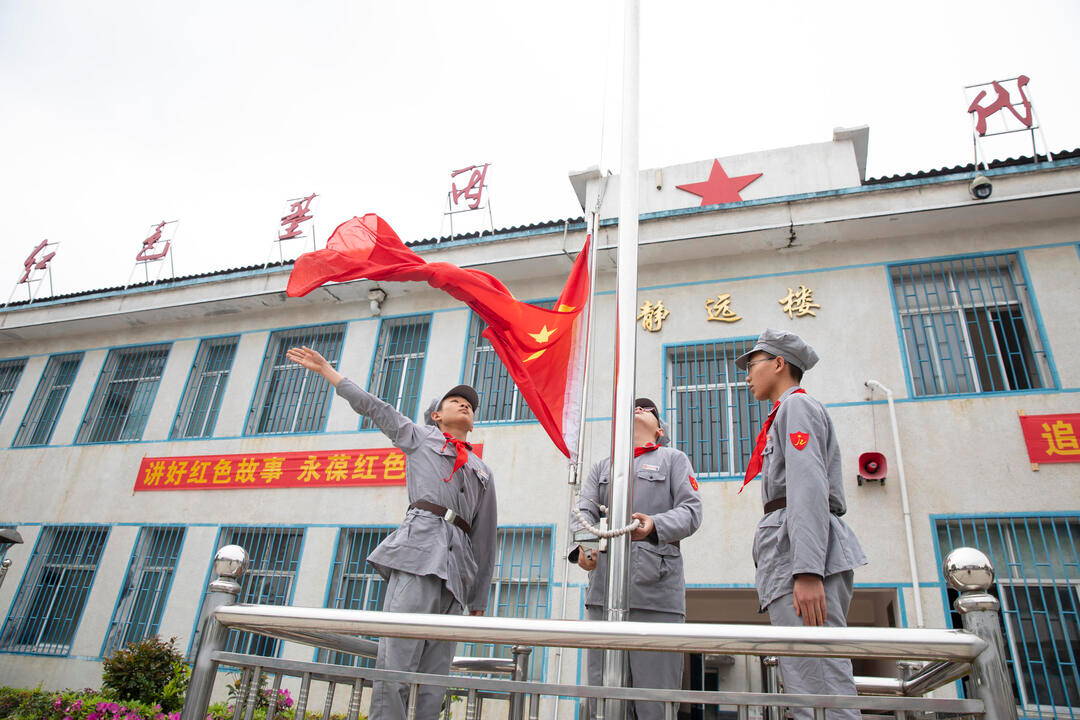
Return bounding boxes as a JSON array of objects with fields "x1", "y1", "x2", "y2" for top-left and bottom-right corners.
[{"x1": 54, "y1": 699, "x2": 64, "y2": 710}]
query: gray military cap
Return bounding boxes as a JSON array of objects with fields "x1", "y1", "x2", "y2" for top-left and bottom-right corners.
[{"x1": 735, "y1": 328, "x2": 820, "y2": 373}]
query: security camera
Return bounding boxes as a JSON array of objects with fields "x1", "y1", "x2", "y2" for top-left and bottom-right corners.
[
  {"x1": 969, "y1": 174, "x2": 992, "y2": 200},
  {"x1": 367, "y1": 287, "x2": 387, "y2": 316}
]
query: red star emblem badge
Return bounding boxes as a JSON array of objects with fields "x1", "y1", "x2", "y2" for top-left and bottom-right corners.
[{"x1": 676, "y1": 159, "x2": 762, "y2": 206}]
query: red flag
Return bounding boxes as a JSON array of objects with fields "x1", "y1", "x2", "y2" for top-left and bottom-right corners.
[{"x1": 287, "y1": 214, "x2": 591, "y2": 459}]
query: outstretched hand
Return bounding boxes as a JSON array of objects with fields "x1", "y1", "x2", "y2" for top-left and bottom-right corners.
[{"x1": 285, "y1": 346, "x2": 343, "y2": 386}]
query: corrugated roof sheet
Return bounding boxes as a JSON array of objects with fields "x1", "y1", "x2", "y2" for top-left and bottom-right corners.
[{"x1": 863, "y1": 148, "x2": 1079, "y2": 184}]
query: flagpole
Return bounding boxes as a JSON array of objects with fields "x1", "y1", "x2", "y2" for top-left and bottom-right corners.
[
  {"x1": 548, "y1": 214, "x2": 600, "y2": 720},
  {"x1": 603, "y1": 0, "x2": 640, "y2": 716}
]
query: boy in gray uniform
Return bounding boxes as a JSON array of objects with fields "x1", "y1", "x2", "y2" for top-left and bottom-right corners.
[
  {"x1": 570, "y1": 398, "x2": 703, "y2": 720},
  {"x1": 736, "y1": 329, "x2": 867, "y2": 720},
  {"x1": 285, "y1": 346, "x2": 498, "y2": 720}
]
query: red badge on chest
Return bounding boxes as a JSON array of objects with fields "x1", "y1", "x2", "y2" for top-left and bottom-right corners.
[{"x1": 789, "y1": 432, "x2": 809, "y2": 450}]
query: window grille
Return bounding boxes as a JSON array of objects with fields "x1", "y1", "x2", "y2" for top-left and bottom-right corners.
[
  {"x1": 463, "y1": 302, "x2": 554, "y2": 423},
  {"x1": 76, "y1": 344, "x2": 171, "y2": 443},
  {"x1": 0, "y1": 525, "x2": 109, "y2": 655},
  {"x1": 891, "y1": 254, "x2": 1051, "y2": 396},
  {"x1": 246, "y1": 325, "x2": 344, "y2": 435},
  {"x1": 13, "y1": 353, "x2": 82, "y2": 447},
  {"x1": 101, "y1": 526, "x2": 184, "y2": 657},
  {"x1": 667, "y1": 339, "x2": 769, "y2": 477},
  {"x1": 171, "y1": 337, "x2": 238, "y2": 439},
  {"x1": 459, "y1": 526, "x2": 553, "y2": 680},
  {"x1": 318, "y1": 526, "x2": 396, "y2": 666},
  {"x1": 363, "y1": 315, "x2": 430, "y2": 429},
  {"x1": 192, "y1": 527, "x2": 304, "y2": 659},
  {"x1": 936, "y1": 515, "x2": 1080, "y2": 715},
  {"x1": 0, "y1": 358, "x2": 26, "y2": 424}
]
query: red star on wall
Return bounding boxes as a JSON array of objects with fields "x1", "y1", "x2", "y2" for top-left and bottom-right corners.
[{"x1": 676, "y1": 159, "x2": 762, "y2": 206}]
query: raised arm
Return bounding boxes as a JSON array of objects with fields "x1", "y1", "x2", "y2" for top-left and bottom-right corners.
[{"x1": 286, "y1": 345, "x2": 425, "y2": 452}]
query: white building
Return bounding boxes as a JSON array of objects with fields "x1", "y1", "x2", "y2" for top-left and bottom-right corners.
[{"x1": 1, "y1": 127, "x2": 1078, "y2": 719}]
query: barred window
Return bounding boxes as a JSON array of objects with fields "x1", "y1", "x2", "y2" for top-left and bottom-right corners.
[
  {"x1": 363, "y1": 315, "x2": 430, "y2": 429},
  {"x1": 192, "y1": 527, "x2": 304, "y2": 659},
  {"x1": 0, "y1": 525, "x2": 109, "y2": 655},
  {"x1": 463, "y1": 302, "x2": 554, "y2": 423},
  {"x1": 460, "y1": 526, "x2": 553, "y2": 680},
  {"x1": 76, "y1": 344, "x2": 171, "y2": 443},
  {"x1": 318, "y1": 526, "x2": 396, "y2": 666},
  {"x1": 891, "y1": 254, "x2": 1051, "y2": 396},
  {"x1": 936, "y1": 515, "x2": 1080, "y2": 713},
  {"x1": 102, "y1": 526, "x2": 184, "y2": 657},
  {"x1": 667, "y1": 339, "x2": 769, "y2": 477},
  {"x1": 0, "y1": 358, "x2": 26, "y2": 423},
  {"x1": 246, "y1": 324, "x2": 344, "y2": 435},
  {"x1": 171, "y1": 337, "x2": 239, "y2": 439},
  {"x1": 13, "y1": 353, "x2": 83, "y2": 447}
]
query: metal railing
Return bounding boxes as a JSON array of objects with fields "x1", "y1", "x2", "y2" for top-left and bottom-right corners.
[{"x1": 181, "y1": 546, "x2": 1019, "y2": 720}]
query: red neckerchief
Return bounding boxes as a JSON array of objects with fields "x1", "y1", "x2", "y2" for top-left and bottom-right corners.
[
  {"x1": 440, "y1": 432, "x2": 473, "y2": 482},
  {"x1": 739, "y1": 388, "x2": 806, "y2": 494},
  {"x1": 634, "y1": 442, "x2": 660, "y2": 458}
]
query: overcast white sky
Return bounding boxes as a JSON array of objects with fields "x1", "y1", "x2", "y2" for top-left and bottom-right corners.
[{"x1": 1, "y1": 0, "x2": 1077, "y2": 299}]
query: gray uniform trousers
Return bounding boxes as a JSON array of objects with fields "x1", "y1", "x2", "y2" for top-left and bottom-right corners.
[
  {"x1": 766, "y1": 570, "x2": 859, "y2": 720},
  {"x1": 583, "y1": 607, "x2": 684, "y2": 720},
  {"x1": 370, "y1": 570, "x2": 461, "y2": 720}
]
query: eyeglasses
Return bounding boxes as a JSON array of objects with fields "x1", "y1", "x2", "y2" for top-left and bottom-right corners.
[
  {"x1": 745, "y1": 357, "x2": 777, "y2": 371},
  {"x1": 635, "y1": 406, "x2": 659, "y2": 419}
]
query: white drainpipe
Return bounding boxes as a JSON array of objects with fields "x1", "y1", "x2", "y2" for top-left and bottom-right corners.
[{"x1": 864, "y1": 380, "x2": 925, "y2": 629}]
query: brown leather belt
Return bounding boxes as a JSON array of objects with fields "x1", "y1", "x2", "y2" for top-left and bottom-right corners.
[
  {"x1": 763, "y1": 497, "x2": 842, "y2": 516},
  {"x1": 409, "y1": 500, "x2": 472, "y2": 536},
  {"x1": 763, "y1": 498, "x2": 787, "y2": 514}
]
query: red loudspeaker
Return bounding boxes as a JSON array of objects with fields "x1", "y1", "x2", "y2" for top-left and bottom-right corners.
[{"x1": 857, "y1": 452, "x2": 887, "y2": 486}]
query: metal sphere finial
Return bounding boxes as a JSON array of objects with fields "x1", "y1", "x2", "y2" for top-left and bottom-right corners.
[
  {"x1": 943, "y1": 547, "x2": 994, "y2": 593},
  {"x1": 213, "y1": 544, "x2": 249, "y2": 580}
]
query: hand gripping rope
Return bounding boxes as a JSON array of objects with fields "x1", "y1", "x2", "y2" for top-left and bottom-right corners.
[{"x1": 572, "y1": 494, "x2": 641, "y2": 539}]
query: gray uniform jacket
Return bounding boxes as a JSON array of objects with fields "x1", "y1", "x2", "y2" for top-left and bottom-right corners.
[
  {"x1": 570, "y1": 447, "x2": 703, "y2": 615},
  {"x1": 336, "y1": 378, "x2": 498, "y2": 613},
  {"x1": 752, "y1": 386, "x2": 867, "y2": 611}
]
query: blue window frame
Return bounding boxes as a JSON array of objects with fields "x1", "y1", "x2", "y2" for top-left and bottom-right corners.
[
  {"x1": 891, "y1": 253, "x2": 1051, "y2": 396},
  {"x1": 246, "y1": 324, "x2": 344, "y2": 435},
  {"x1": 193, "y1": 527, "x2": 304, "y2": 659},
  {"x1": 0, "y1": 525, "x2": 109, "y2": 655},
  {"x1": 13, "y1": 352, "x2": 83, "y2": 447},
  {"x1": 0, "y1": 358, "x2": 26, "y2": 424},
  {"x1": 460, "y1": 526, "x2": 553, "y2": 680},
  {"x1": 935, "y1": 515, "x2": 1080, "y2": 715},
  {"x1": 171, "y1": 337, "x2": 238, "y2": 439},
  {"x1": 666, "y1": 339, "x2": 769, "y2": 478},
  {"x1": 318, "y1": 526, "x2": 396, "y2": 666},
  {"x1": 76, "y1": 344, "x2": 171, "y2": 443},
  {"x1": 363, "y1": 315, "x2": 431, "y2": 428},
  {"x1": 462, "y1": 302, "x2": 554, "y2": 423},
  {"x1": 102, "y1": 526, "x2": 184, "y2": 657}
]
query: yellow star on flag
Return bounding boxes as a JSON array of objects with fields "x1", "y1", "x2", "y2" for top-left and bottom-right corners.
[{"x1": 529, "y1": 325, "x2": 556, "y2": 343}]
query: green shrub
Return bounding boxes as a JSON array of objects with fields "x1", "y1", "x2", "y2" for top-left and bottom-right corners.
[{"x1": 101, "y1": 637, "x2": 188, "y2": 710}]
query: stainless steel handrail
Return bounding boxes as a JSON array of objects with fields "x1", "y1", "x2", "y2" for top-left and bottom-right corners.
[
  {"x1": 180, "y1": 546, "x2": 1020, "y2": 720},
  {"x1": 213, "y1": 604, "x2": 987, "y2": 661}
]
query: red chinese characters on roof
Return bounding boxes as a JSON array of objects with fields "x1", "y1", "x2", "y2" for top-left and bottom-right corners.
[
  {"x1": 136, "y1": 221, "x2": 170, "y2": 262},
  {"x1": 19, "y1": 239, "x2": 56, "y2": 283},
  {"x1": 967, "y1": 75, "x2": 1034, "y2": 137},
  {"x1": 279, "y1": 193, "x2": 317, "y2": 241},
  {"x1": 450, "y1": 164, "x2": 490, "y2": 210}
]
